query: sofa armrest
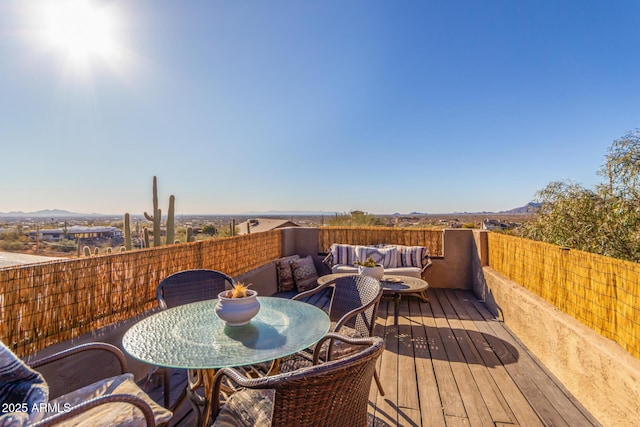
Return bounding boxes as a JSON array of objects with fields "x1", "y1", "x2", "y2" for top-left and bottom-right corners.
[
  {"x1": 321, "y1": 252, "x2": 334, "y2": 269},
  {"x1": 421, "y1": 256, "x2": 433, "y2": 273}
]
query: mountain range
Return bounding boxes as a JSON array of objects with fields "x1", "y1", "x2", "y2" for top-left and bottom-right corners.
[
  {"x1": 0, "y1": 204, "x2": 541, "y2": 218},
  {"x1": 0, "y1": 209, "x2": 108, "y2": 218}
]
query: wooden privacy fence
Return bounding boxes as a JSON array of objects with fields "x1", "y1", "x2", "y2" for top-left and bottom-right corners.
[
  {"x1": 0, "y1": 230, "x2": 282, "y2": 358},
  {"x1": 488, "y1": 233, "x2": 640, "y2": 360},
  {"x1": 317, "y1": 226, "x2": 444, "y2": 257}
]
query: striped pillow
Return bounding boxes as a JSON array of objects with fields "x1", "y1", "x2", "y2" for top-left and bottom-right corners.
[
  {"x1": 395, "y1": 245, "x2": 428, "y2": 268},
  {"x1": 329, "y1": 244, "x2": 358, "y2": 266},
  {"x1": 354, "y1": 246, "x2": 398, "y2": 268}
]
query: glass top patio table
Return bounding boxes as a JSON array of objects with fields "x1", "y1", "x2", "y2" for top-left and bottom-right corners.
[{"x1": 122, "y1": 297, "x2": 331, "y2": 370}]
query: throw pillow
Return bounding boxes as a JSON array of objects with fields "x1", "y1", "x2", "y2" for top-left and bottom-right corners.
[
  {"x1": 276, "y1": 255, "x2": 300, "y2": 292},
  {"x1": 395, "y1": 245, "x2": 428, "y2": 268},
  {"x1": 291, "y1": 256, "x2": 319, "y2": 292},
  {"x1": 354, "y1": 246, "x2": 398, "y2": 268},
  {"x1": 329, "y1": 244, "x2": 358, "y2": 266}
]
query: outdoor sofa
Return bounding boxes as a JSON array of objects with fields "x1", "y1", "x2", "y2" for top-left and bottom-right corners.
[{"x1": 322, "y1": 243, "x2": 431, "y2": 279}]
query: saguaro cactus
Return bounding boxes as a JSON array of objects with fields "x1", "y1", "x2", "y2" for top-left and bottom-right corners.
[
  {"x1": 166, "y1": 195, "x2": 175, "y2": 245},
  {"x1": 144, "y1": 176, "x2": 162, "y2": 247},
  {"x1": 124, "y1": 213, "x2": 132, "y2": 250},
  {"x1": 143, "y1": 176, "x2": 176, "y2": 246}
]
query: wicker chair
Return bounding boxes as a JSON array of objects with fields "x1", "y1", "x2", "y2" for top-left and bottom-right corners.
[
  {"x1": 156, "y1": 269, "x2": 234, "y2": 411},
  {"x1": 210, "y1": 334, "x2": 385, "y2": 427},
  {"x1": 0, "y1": 341, "x2": 171, "y2": 426},
  {"x1": 156, "y1": 269, "x2": 234, "y2": 310},
  {"x1": 292, "y1": 274, "x2": 385, "y2": 395}
]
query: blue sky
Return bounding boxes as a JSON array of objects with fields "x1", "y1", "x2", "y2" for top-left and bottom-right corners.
[{"x1": 1, "y1": 1, "x2": 639, "y2": 215}]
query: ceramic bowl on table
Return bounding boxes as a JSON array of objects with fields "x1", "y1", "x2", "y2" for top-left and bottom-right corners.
[
  {"x1": 358, "y1": 264, "x2": 384, "y2": 281},
  {"x1": 214, "y1": 290, "x2": 260, "y2": 326}
]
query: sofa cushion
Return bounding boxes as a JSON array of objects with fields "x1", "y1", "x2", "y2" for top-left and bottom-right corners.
[
  {"x1": 43, "y1": 373, "x2": 172, "y2": 427},
  {"x1": 291, "y1": 256, "x2": 319, "y2": 292},
  {"x1": 0, "y1": 341, "x2": 48, "y2": 424},
  {"x1": 332, "y1": 264, "x2": 359, "y2": 275},
  {"x1": 353, "y1": 246, "x2": 398, "y2": 268},
  {"x1": 275, "y1": 255, "x2": 300, "y2": 292},
  {"x1": 331, "y1": 265, "x2": 422, "y2": 279},
  {"x1": 382, "y1": 266, "x2": 422, "y2": 279}
]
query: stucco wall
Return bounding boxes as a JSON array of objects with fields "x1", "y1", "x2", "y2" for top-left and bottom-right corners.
[
  {"x1": 479, "y1": 266, "x2": 640, "y2": 426},
  {"x1": 426, "y1": 228, "x2": 474, "y2": 289}
]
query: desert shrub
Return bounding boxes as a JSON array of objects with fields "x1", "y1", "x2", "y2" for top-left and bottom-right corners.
[
  {"x1": 48, "y1": 239, "x2": 78, "y2": 253},
  {"x1": 327, "y1": 211, "x2": 383, "y2": 226},
  {"x1": 0, "y1": 241, "x2": 26, "y2": 251},
  {"x1": 202, "y1": 224, "x2": 217, "y2": 236}
]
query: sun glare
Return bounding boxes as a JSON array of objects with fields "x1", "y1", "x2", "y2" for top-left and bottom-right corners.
[{"x1": 36, "y1": 0, "x2": 124, "y2": 73}]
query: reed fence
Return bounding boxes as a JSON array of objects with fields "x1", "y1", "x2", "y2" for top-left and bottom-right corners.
[
  {"x1": 317, "y1": 226, "x2": 444, "y2": 257},
  {"x1": 488, "y1": 233, "x2": 640, "y2": 360},
  {"x1": 0, "y1": 230, "x2": 282, "y2": 358}
]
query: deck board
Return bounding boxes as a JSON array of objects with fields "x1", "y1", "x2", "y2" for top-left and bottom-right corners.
[
  {"x1": 449, "y1": 291, "x2": 543, "y2": 427},
  {"x1": 146, "y1": 288, "x2": 599, "y2": 427}
]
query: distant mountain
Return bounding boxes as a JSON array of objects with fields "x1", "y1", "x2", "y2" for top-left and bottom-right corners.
[
  {"x1": 0, "y1": 209, "x2": 107, "y2": 218},
  {"x1": 239, "y1": 210, "x2": 339, "y2": 216},
  {"x1": 499, "y1": 202, "x2": 541, "y2": 214}
]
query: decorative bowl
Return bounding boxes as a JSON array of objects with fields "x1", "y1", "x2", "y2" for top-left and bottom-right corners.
[
  {"x1": 358, "y1": 264, "x2": 384, "y2": 281},
  {"x1": 215, "y1": 290, "x2": 260, "y2": 326}
]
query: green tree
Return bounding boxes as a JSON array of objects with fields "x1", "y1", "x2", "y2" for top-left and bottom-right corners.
[
  {"x1": 518, "y1": 130, "x2": 640, "y2": 262},
  {"x1": 327, "y1": 211, "x2": 383, "y2": 226},
  {"x1": 202, "y1": 224, "x2": 217, "y2": 236}
]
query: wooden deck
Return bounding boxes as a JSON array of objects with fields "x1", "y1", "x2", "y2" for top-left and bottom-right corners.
[{"x1": 149, "y1": 288, "x2": 600, "y2": 427}]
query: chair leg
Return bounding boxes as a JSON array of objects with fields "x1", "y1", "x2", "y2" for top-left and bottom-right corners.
[
  {"x1": 163, "y1": 368, "x2": 171, "y2": 409},
  {"x1": 374, "y1": 369, "x2": 385, "y2": 396}
]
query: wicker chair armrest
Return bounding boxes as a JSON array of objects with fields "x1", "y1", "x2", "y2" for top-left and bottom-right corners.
[
  {"x1": 29, "y1": 342, "x2": 127, "y2": 374},
  {"x1": 312, "y1": 333, "x2": 377, "y2": 364},
  {"x1": 32, "y1": 394, "x2": 156, "y2": 427},
  {"x1": 292, "y1": 279, "x2": 332, "y2": 301}
]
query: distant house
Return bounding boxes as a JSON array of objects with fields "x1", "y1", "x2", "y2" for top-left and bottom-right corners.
[
  {"x1": 236, "y1": 218, "x2": 299, "y2": 235},
  {"x1": 28, "y1": 226, "x2": 123, "y2": 242},
  {"x1": 482, "y1": 219, "x2": 519, "y2": 231},
  {"x1": 28, "y1": 229, "x2": 64, "y2": 241},
  {"x1": 66, "y1": 226, "x2": 123, "y2": 241}
]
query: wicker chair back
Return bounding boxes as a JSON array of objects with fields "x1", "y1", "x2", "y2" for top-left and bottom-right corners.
[
  {"x1": 156, "y1": 269, "x2": 234, "y2": 310},
  {"x1": 328, "y1": 275, "x2": 382, "y2": 337}
]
